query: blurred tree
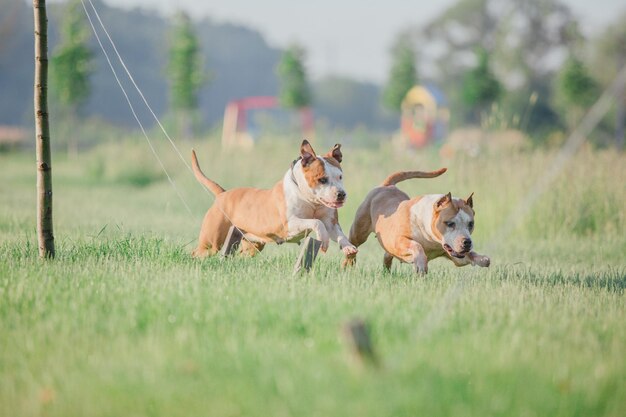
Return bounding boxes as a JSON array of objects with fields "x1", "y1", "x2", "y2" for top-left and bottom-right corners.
[
  {"x1": 461, "y1": 48, "x2": 501, "y2": 124},
  {"x1": 591, "y1": 12, "x2": 626, "y2": 149},
  {"x1": 423, "y1": 0, "x2": 580, "y2": 133},
  {"x1": 50, "y1": 0, "x2": 93, "y2": 153},
  {"x1": 277, "y1": 44, "x2": 311, "y2": 109},
  {"x1": 0, "y1": 1, "x2": 283, "y2": 129},
  {"x1": 168, "y1": 11, "x2": 205, "y2": 139},
  {"x1": 276, "y1": 44, "x2": 312, "y2": 136},
  {"x1": 555, "y1": 55, "x2": 598, "y2": 132},
  {"x1": 382, "y1": 32, "x2": 418, "y2": 113}
]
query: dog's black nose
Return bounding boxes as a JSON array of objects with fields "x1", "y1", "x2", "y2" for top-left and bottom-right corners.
[
  {"x1": 462, "y1": 238, "x2": 472, "y2": 250},
  {"x1": 337, "y1": 190, "x2": 346, "y2": 200}
]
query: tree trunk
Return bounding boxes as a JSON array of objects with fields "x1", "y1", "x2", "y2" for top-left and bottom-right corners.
[{"x1": 34, "y1": 0, "x2": 55, "y2": 258}]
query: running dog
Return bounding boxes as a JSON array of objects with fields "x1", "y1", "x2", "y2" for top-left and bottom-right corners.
[
  {"x1": 191, "y1": 140, "x2": 357, "y2": 258},
  {"x1": 343, "y1": 169, "x2": 490, "y2": 273}
]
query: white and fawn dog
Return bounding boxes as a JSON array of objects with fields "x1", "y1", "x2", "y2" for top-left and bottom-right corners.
[
  {"x1": 191, "y1": 140, "x2": 358, "y2": 258},
  {"x1": 343, "y1": 169, "x2": 490, "y2": 273}
]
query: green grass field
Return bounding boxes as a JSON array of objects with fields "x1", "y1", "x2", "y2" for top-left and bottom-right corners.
[{"x1": 1, "y1": 138, "x2": 625, "y2": 417}]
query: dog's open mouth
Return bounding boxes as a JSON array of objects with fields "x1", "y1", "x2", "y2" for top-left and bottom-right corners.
[
  {"x1": 443, "y1": 244, "x2": 467, "y2": 259},
  {"x1": 324, "y1": 201, "x2": 344, "y2": 209},
  {"x1": 320, "y1": 199, "x2": 344, "y2": 209}
]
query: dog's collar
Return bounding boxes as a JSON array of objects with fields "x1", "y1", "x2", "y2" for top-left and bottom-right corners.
[
  {"x1": 291, "y1": 156, "x2": 302, "y2": 170},
  {"x1": 290, "y1": 157, "x2": 302, "y2": 186}
]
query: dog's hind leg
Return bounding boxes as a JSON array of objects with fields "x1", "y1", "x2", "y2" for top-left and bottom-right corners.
[
  {"x1": 239, "y1": 240, "x2": 265, "y2": 257},
  {"x1": 194, "y1": 205, "x2": 230, "y2": 258},
  {"x1": 383, "y1": 252, "x2": 393, "y2": 270},
  {"x1": 192, "y1": 244, "x2": 216, "y2": 258}
]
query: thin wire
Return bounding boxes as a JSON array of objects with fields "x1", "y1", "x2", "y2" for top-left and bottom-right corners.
[
  {"x1": 86, "y1": 0, "x2": 193, "y2": 175},
  {"x1": 81, "y1": 0, "x2": 262, "y2": 254},
  {"x1": 79, "y1": 0, "x2": 192, "y2": 215}
]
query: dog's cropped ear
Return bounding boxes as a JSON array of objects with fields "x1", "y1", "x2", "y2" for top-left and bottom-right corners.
[
  {"x1": 300, "y1": 139, "x2": 317, "y2": 167},
  {"x1": 435, "y1": 192, "x2": 452, "y2": 211},
  {"x1": 465, "y1": 192, "x2": 474, "y2": 208},
  {"x1": 325, "y1": 144, "x2": 342, "y2": 163}
]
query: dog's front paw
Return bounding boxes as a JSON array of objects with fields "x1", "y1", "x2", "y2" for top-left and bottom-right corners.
[
  {"x1": 414, "y1": 261, "x2": 428, "y2": 275},
  {"x1": 342, "y1": 244, "x2": 358, "y2": 256},
  {"x1": 320, "y1": 239, "x2": 330, "y2": 253},
  {"x1": 473, "y1": 255, "x2": 490, "y2": 267},
  {"x1": 342, "y1": 255, "x2": 356, "y2": 268}
]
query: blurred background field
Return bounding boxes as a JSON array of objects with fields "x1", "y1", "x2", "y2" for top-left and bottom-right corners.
[
  {"x1": 1, "y1": 0, "x2": 626, "y2": 415},
  {"x1": 2, "y1": 138, "x2": 625, "y2": 417}
]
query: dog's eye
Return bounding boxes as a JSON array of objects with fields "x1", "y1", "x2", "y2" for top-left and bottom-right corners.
[
  {"x1": 469, "y1": 221, "x2": 474, "y2": 229},
  {"x1": 319, "y1": 177, "x2": 328, "y2": 184},
  {"x1": 444, "y1": 221, "x2": 455, "y2": 228},
  {"x1": 339, "y1": 175, "x2": 342, "y2": 180}
]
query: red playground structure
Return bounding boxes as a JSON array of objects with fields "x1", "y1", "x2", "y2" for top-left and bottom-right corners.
[{"x1": 221, "y1": 96, "x2": 314, "y2": 148}]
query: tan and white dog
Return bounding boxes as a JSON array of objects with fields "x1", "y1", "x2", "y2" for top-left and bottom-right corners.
[
  {"x1": 343, "y1": 170, "x2": 490, "y2": 273},
  {"x1": 191, "y1": 140, "x2": 358, "y2": 258}
]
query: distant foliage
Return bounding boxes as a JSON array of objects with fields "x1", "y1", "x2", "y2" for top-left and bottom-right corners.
[
  {"x1": 277, "y1": 44, "x2": 311, "y2": 109},
  {"x1": 424, "y1": 0, "x2": 581, "y2": 133},
  {"x1": 382, "y1": 34, "x2": 417, "y2": 113},
  {"x1": 2, "y1": 0, "x2": 283, "y2": 128},
  {"x1": 462, "y1": 48, "x2": 501, "y2": 123},
  {"x1": 591, "y1": 11, "x2": 626, "y2": 147},
  {"x1": 558, "y1": 56, "x2": 597, "y2": 107},
  {"x1": 555, "y1": 55, "x2": 598, "y2": 130},
  {"x1": 591, "y1": 12, "x2": 626, "y2": 86},
  {"x1": 168, "y1": 12, "x2": 205, "y2": 112},
  {"x1": 50, "y1": 0, "x2": 93, "y2": 113}
]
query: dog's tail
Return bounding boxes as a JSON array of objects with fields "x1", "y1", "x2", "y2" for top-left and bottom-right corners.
[
  {"x1": 191, "y1": 150, "x2": 226, "y2": 195},
  {"x1": 381, "y1": 168, "x2": 447, "y2": 186}
]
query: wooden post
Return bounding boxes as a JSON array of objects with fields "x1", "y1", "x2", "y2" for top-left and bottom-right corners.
[
  {"x1": 34, "y1": 0, "x2": 55, "y2": 258},
  {"x1": 341, "y1": 318, "x2": 379, "y2": 367},
  {"x1": 292, "y1": 236, "x2": 321, "y2": 275},
  {"x1": 220, "y1": 225, "x2": 242, "y2": 257}
]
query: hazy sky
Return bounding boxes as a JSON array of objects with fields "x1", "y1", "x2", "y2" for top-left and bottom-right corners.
[{"x1": 102, "y1": 0, "x2": 625, "y2": 83}]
